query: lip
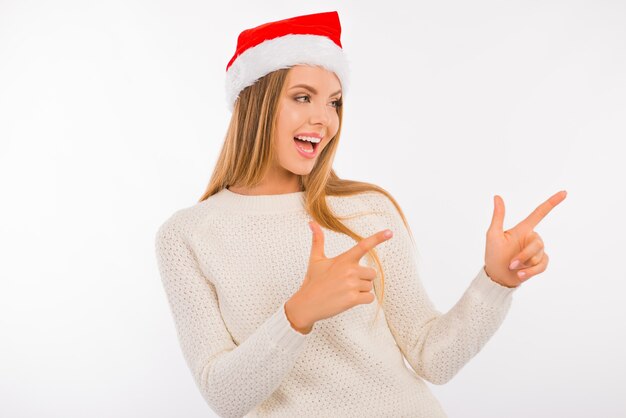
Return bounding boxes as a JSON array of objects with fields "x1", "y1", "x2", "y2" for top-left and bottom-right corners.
[
  {"x1": 293, "y1": 138, "x2": 319, "y2": 159},
  {"x1": 294, "y1": 132, "x2": 323, "y2": 139}
]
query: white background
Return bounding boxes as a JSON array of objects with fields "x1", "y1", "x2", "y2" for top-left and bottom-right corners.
[{"x1": 1, "y1": 0, "x2": 625, "y2": 417}]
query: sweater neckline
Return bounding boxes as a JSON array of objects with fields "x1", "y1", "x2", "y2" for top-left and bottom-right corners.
[{"x1": 212, "y1": 186, "x2": 306, "y2": 213}]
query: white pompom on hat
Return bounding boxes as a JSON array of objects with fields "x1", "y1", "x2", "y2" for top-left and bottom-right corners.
[{"x1": 225, "y1": 11, "x2": 350, "y2": 112}]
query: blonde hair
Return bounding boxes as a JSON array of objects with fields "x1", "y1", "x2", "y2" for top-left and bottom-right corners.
[{"x1": 198, "y1": 67, "x2": 415, "y2": 327}]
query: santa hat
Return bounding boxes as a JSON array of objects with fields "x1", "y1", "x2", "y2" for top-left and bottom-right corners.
[{"x1": 225, "y1": 11, "x2": 350, "y2": 112}]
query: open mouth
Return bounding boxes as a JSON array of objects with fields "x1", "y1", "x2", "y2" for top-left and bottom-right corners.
[{"x1": 293, "y1": 137, "x2": 320, "y2": 153}]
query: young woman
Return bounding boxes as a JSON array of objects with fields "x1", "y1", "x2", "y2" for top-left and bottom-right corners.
[{"x1": 155, "y1": 11, "x2": 567, "y2": 418}]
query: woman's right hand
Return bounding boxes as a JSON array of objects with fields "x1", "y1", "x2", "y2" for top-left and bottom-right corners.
[{"x1": 285, "y1": 220, "x2": 394, "y2": 334}]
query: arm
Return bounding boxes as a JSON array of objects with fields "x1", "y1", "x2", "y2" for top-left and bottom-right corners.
[
  {"x1": 154, "y1": 214, "x2": 310, "y2": 418},
  {"x1": 373, "y1": 195, "x2": 518, "y2": 385}
]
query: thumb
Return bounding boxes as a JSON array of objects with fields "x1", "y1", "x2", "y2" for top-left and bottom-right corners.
[
  {"x1": 308, "y1": 220, "x2": 326, "y2": 261},
  {"x1": 488, "y1": 194, "x2": 505, "y2": 234}
]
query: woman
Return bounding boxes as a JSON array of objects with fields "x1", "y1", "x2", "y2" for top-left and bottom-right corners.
[{"x1": 154, "y1": 11, "x2": 566, "y2": 418}]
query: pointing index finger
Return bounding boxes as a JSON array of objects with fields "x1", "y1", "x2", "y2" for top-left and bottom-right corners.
[
  {"x1": 516, "y1": 190, "x2": 567, "y2": 232},
  {"x1": 343, "y1": 229, "x2": 393, "y2": 262}
]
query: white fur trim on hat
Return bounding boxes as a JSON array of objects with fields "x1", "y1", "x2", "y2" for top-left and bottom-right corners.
[{"x1": 225, "y1": 34, "x2": 350, "y2": 112}]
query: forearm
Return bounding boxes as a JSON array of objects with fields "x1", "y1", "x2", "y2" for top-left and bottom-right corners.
[
  {"x1": 405, "y1": 266, "x2": 516, "y2": 385},
  {"x1": 193, "y1": 301, "x2": 310, "y2": 417}
]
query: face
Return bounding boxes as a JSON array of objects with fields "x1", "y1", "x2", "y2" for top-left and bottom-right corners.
[{"x1": 273, "y1": 65, "x2": 342, "y2": 177}]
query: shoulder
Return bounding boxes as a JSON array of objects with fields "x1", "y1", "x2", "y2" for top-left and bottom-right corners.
[
  {"x1": 326, "y1": 190, "x2": 400, "y2": 222},
  {"x1": 358, "y1": 191, "x2": 397, "y2": 212},
  {"x1": 155, "y1": 199, "x2": 212, "y2": 245},
  {"x1": 330, "y1": 190, "x2": 396, "y2": 211}
]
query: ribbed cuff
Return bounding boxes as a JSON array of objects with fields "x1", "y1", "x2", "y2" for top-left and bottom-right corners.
[
  {"x1": 264, "y1": 301, "x2": 309, "y2": 354},
  {"x1": 469, "y1": 265, "x2": 518, "y2": 305}
]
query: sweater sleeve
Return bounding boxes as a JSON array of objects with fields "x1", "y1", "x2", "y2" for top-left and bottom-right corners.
[
  {"x1": 373, "y1": 195, "x2": 518, "y2": 385},
  {"x1": 154, "y1": 213, "x2": 310, "y2": 418}
]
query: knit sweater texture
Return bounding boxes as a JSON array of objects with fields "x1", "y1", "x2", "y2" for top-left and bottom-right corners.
[{"x1": 154, "y1": 187, "x2": 518, "y2": 418}]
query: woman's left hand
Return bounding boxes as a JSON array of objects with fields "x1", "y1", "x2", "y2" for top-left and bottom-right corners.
[{"x1": 484, "y1": 190, "x2": 567, "y2": 288}]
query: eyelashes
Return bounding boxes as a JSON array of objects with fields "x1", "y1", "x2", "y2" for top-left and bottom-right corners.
[{"x1": 294, "y1": 95, "x2": 343, "y2": 108}]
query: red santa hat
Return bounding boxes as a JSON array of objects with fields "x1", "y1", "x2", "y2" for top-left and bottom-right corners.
[{"x1": 225, "y1": 11, "x2": 350, "y2": 112}]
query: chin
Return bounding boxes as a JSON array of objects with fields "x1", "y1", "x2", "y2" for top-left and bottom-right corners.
[
  {"x1": 289, "y1": 167, "x2": 314, "y2": 176},
  {"x1": 285, "y1": 162, "x2": 316, "y2": 176}
]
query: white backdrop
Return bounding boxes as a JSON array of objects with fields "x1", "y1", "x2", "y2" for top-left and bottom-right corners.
[{"x1": 1, "y1": 0, "x2": 625, "y2": 417}]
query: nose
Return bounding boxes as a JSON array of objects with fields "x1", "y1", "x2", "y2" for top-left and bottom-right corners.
[{"x1": 308, "y1": 99, "x2": 332, "y2": 127}]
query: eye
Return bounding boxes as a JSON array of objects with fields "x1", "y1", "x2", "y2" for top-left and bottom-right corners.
[
  {"x1": 294, "y1": 95, "x2": 343, "y2": 109},
  {"x1": 294, "y1": 95, "x2": 310, "y2": 103}
]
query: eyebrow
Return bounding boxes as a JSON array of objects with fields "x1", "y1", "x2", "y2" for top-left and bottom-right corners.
[{"x1": 288, "y1": 84, "x2": 342, "y2": 97}]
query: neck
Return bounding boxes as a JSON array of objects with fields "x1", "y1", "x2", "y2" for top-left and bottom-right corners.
[{"x1": 210, "y1": 186, "x2": 306, "y2": 213}]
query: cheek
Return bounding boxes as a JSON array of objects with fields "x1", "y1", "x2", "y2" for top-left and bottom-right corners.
[
  {"x1": 330, "y1": 113, "x2": 340, "y2": 136},
  {"x1": 277, "y1": 106, "x2": 299, "y2": 133},
  {"x1": 276, "y1": 115, "x2": 296, "y2": 152}
]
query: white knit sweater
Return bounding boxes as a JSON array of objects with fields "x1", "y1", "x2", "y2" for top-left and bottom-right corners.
[{"x1": 154, "y1": 187, "x2": 518, "y2": 418}]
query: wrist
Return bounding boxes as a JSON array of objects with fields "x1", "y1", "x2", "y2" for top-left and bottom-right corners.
[
  {"x1": 285, "y1": 297, "x2": 313, "y2": 335},
  {"x1": 483, "y1": 264, "x2": 518, "y2": 289}
]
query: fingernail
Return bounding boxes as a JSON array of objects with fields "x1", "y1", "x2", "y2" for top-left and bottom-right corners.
[
  {"x1": 384, "y1": 230, "x2": 393, "y2": 238},
  {"x1": 518, "y1": 271, "x2": 526, "y2": 279},
  {"x1": 509, "y1": 260, "x2": 519, "y2": 270}
]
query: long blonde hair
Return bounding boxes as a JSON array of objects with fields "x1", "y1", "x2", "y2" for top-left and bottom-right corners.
[{"x1": 199, "y1": 67, "x2": 415, "y2": 327}]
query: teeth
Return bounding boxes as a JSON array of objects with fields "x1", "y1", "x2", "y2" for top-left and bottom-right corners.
[
  {"x1": 294, "y1": 135, "x2": 321, "y2": 143},
  {"x1": 295, "y1": 143, "x2": 314, "y2": 153}
]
